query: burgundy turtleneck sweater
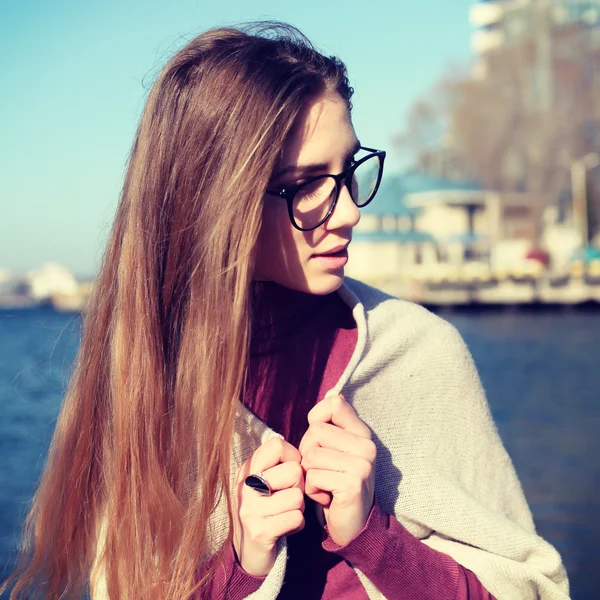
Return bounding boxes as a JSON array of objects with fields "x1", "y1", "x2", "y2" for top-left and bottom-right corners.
[{"x1": 199, "y1": 282, "x2": 495, "y2": 599}]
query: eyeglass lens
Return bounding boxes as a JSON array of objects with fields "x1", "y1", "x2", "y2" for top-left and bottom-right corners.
[{"x1": 292, "y1": 154, "x2": 382, "y2": 230}]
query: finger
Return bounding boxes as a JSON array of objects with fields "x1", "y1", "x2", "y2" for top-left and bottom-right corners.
[
  {"x1": 263, "y1": 510, "x2": 305, "y2": 538},
  {"x1": 305, "y1": 469, "x2": 349, "y2": 498},
  {"x1": 254, "y1": 487, "x2": 305, "y2": 517},
  {"x1": 299, "y1": 423, "x2": 376, "y2": 462},
  {"x1": 305, "y1": 489, "x2": 331, "y2": 507},
  {"x1": 248, "y1": 438, "x2": 301, "y2": 476},
  {"x1": 260, "y1": 461, "x2": 304, "y2": 493},
  {"x1": 308, "y1": 394, "x2": 371, "y2": 438},
  {"x1": 301, "y1": 446, "x2": 372, "y2": 478}
]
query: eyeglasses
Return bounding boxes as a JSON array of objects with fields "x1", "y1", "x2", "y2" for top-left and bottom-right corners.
[{"x1": 265, "y1": 146, "x2": 386, "y2": 231}]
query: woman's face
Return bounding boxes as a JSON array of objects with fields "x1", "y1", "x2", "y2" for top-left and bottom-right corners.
[{"x1": 254, "y1": 91, "x2": 361, "y2": 295}]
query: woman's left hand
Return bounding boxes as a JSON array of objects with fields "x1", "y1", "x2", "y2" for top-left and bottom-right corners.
[{"x1": 299, "y1": 393, "x2": 377, "y2": 546}]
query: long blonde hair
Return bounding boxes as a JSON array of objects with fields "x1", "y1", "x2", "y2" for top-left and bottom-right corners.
[{"x1": 2, "y1": 23, "x2": 352, "y2": 599}]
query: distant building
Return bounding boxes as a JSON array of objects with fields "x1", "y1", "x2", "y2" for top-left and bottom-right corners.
[
  {"x1": 470, "y1": 0, "x2": 600, "y2": 56},
  {"x1": 402, "y1": 173, "x2": 540, "y2": 258},
  {"x1": 470, "y1": 0, "x2": 520, "y2": 55},
  {"x1": 24, "y1": 263, "x2": 79, "y2": 300},
  {"x1": 347, "y1": 171, "x2": 542, "y2": 284},
  {"x1": 403, "y1": 175, "x2": 488, "y2": 265},
  {"x1": 0, "y1": 268, "x2": 17, "y2": 297},
  {"x1": 348, "y1": 175, "x2": 436, "y2": 283},
  {"x1": 470, "y1": 0, "x2": 600, "y2": 83},
  {"x1": 0, "y1": 263, "x2": 93, "y2": 311}
]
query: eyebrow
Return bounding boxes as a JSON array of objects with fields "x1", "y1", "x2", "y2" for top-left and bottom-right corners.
[{"x1": 272, "y1": 140, "x2": 361, "y2": 182}]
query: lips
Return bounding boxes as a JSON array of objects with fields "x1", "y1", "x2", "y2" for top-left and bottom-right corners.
[{"x1": 313, "y1": 243, "x2": 349, "y2": 257}]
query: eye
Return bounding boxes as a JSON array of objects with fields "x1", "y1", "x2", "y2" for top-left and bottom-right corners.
[{"x1": 344, "y1": 155, "x2": 357, "y2": 170}]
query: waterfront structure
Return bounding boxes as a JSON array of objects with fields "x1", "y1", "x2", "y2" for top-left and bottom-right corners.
[
  {"x1": 347, "y1": 174, "x2": 435, "y2": 286},
  {"x1": 0, "y1": 268, "x2": 15, "y2": 295},
  {"x1": 345, "y1": 169, "x2": 595, "y2": 303},
  {"x1": 0, "y1": 263, "x2": 93, "y2": 311},
  {"x1": 24, "y1": 263, "x2": 79, "y2": 301},
  {"x1": 348, "y1": 172, "x2": 531, "y2": 286},
  {"x1": 348, "y1": 171, "x2": 539, "y2": 278}
]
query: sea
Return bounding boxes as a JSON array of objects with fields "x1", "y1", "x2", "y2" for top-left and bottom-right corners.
[{"x1": 0, "y1": 305, "x2": 598, "y2": 599}]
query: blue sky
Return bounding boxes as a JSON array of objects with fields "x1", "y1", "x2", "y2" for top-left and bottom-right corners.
[{"x1": 0, "y1": 0, "x2": 475, "y2": 277}]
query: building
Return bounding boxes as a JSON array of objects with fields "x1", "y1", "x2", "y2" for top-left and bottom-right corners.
[
  {"x1": 471, "y1": 0, "x2": 600, "y2": 55},
  {"x1": 402, "y1": 174, "x2": 542, "y2": 260},
  {"x1": 348, "y1": 175, "x2": 435, "y2": 284},
  {"x1": 470, "y1": 0, "x2": 521, "y2": 55},
  {"x1": 470, "y1": 0, "x2": 600, "y2": 81},
  {"x1": 346, "y1": 169, "x2": 549, "y2": 288}
]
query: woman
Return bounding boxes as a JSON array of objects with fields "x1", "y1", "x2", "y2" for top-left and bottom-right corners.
[{"x1": 3, "y1": 23, "x2": 569, "y2": 600}]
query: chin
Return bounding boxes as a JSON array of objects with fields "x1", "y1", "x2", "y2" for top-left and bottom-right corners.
[
  {"x1": 260, "y1": 268, "x2": 346, "y2": 295},
  {"x1": 305, "y1": 272, "x2": 345, "y2": 295}
]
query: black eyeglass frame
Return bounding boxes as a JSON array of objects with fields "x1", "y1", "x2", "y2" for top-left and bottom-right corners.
[{"x1": 265, "y1": 145, "x2": 386, "y2": 231}]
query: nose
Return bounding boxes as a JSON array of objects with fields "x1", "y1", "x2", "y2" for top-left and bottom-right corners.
[{"x1": 325, "y1": 181, "x2": 360, "y2": 230}]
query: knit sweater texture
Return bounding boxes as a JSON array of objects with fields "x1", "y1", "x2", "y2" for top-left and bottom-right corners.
[
  {"x1": 209, "y1": 280, "x2": 494, "y2": 599},
  {"x1": 91, "y1": 277, "x2": 570, "y2": 600},
  {"x1": 208, "y1": 278, "x2": 570, "y2": 600}
]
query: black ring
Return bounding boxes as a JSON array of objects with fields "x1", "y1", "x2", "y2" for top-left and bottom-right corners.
[{"x1": 244, "y1": 472, "x2": 272, "y2": 496}]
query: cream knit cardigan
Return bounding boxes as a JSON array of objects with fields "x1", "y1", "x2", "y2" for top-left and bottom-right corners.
[{"x1": 91, "y1": 277, "x2": 570, "y2": 600}]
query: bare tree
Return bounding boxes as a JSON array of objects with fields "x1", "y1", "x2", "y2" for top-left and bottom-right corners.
[{"x1": 396, "y1": 18, "x2": 600, "y2": 242}]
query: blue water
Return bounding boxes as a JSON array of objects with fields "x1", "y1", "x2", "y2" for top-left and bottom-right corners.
[{"x1": 0, "y1": 306, "x2": 598, "y2": 599}]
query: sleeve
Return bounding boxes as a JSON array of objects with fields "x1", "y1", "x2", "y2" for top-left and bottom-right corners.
[
  {"x1": 323, "y1": 502, "x2": 496, "y2": 600},
  {"x1": 380, "y1": 318, "x2": 571, "y2": 600},
  {"x1": 195, "y1": 542, "x2": 266, "y2": 599}
]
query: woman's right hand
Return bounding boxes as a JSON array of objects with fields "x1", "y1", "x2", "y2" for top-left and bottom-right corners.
[{"x1": 233, "y1": 438, "x2": 305, "y2": 577}]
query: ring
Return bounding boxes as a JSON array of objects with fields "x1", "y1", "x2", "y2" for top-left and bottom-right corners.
[{"x1": 244, "y1": 471, "x2": 272, "y2": 496}]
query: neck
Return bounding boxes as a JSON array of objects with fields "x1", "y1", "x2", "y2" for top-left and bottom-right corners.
[{"x1": 250, "y1": 281, "x2": 329, "y2": 327}]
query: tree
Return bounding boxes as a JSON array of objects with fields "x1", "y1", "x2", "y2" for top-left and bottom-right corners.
[{"x1": 396, "y1": 12, "x2": 600, "y2": 243}]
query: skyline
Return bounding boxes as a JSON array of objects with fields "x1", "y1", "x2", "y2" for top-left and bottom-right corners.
[{"x1": 1, "y1": 0, "x2": 475, "y2": 277}]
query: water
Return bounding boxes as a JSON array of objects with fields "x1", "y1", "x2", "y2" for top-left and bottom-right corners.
[
  {"x1": 0, "y1": 306, "x2": 598, "y2": 599},
  {"x1": 439, "y1": 306, "x2": 600, "y2": 600},
  {"x1": 0, "y1": 307, "x2": 82, "y2": 596}
]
